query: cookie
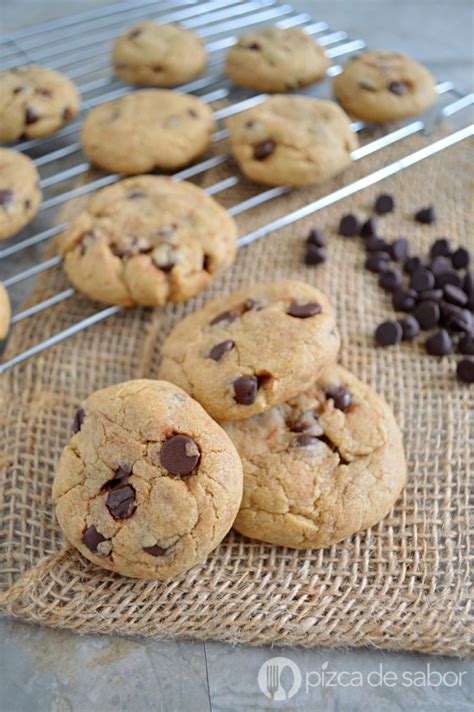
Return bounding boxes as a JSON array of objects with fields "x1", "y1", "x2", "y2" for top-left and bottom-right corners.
[
  {"x1": 226, "y1": 27, "x2": 330, "y2": 92},
  {"x1": 58, "y1": 175, "x2": 237, "y2": 307},
  {"x1": 226, "y1": 96, "x2": 357, "y2": 187},
  {"x1": 0, "y1": 65, "x2": 79, "y2": 142},
  {"x1": 0, "y1": 148, "x2": 41, "y2": 241},
  {"x1": 333, "y1": 51, "x2": 436, "y2": 123},
  {"x1": 0, "y1": 282, "x2": 11, "y2": 340},
  {"x1": 224, "y1": 365, "x2": 407, "y2": 549},
  {"x1": 113, "y1": 22, "x2": 207, "y2": 86},
  {"x1": 81, "y1": 89, "x2": 215, "y2": 174},
  {"x1": 158, "y1": 280, "x2": 341, "y2": 421},
  {"x1": 53, "y1": 380, "x2": 243, "y2": 580}
]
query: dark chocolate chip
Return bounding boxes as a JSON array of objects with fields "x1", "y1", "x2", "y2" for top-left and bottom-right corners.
[
  {"x1": 105, "y1": 484, "x2": 136, "y2": 520},
  {"x1": 430, "y1": 256, "x2": 452, "y2": 276},
  {"x1": 390, "y1": 238, "x2": 409, "y2": 262},
  {"x1": 435, "y1": 269, "x2": 462, "y2": 289},
  {"x1": 416, "y1": 289, "x2": 443, "y2": 303},
  {"x1": 242, "y1": 298, "x2": 257, "y2": 312},
  {"x1": 72, "y1": 408, "x2": 85, "y2": 433},
  {"x1": 246, "y1": 42, "x2": 261, "y2": 50},
  {"x1": 443, "y1": 284, "x2": 468, "y2": 307},
  {"x1": 458, "y1": 334, "x2": 474, "y2": 355},
  {"x1": 392, "y1": 288, "x2": 417, "y2": 312},
  {"x1": 208, "y1": 339, "x2": 234, "y2": 361},
  {"x1": 233, "y1": 375, "x2": 258, "y2": 405},
  {"x1": 375, "y1": 320, "x2": 402, "y2": 346},
  {"x1": 365, "y1": 236, "x2": 390, "y2": 253},
  {"x1": 388, "y1": 80, "x2": 408, "y2": 95},
  {"x1": 379, "y1": 268, "x2": 404, "y2": 292},
  {"x1": 307, "y1": 228, "x2": 326, "y2": 247},
  {"x1": 359, "y1": 217, "x2": 377, "y2": 238},
  {"x1": 409, "y1": 268, "x2": 435, "y2": 292},
  {"x1": 253, "y1": 139, "x2": 275, "y2": 160},
  {"x1": 62, "y1": 106, "x2": 73, "y2": 122},
  {"x1": 374, "y1": 193, "x2": 394, "y2": 215},
  {"x1": 160, "y1": 434, "x2": 201, "y2": 476},
  {"x1": 25, "y1": 106, "x2": 39, "y2": 124},
  {"x1": 463, "y1": 272, "x2": 474, "y2": 296},
  {"x1": 291, "y1": 433, "x2": 320, "y2": 447},
  {"x1": 399, "y1": 316, "x2": 420, "y2": 341},
  {"x1": 451, "y1": 247, "x2": 470, "y2": 270},
  {"x1": 457, "y1": 358, "x2": 474, "y2": 383},
  {"x1": 82, "y1": 525, "x2": 107, "y2": 554},
  {"x1": 441, "y1": 304, "x2": 473, "y2": 333},
  {"x1": 0, "y1": 189, "x2": 14, "y2": 207},
  {"x1": 414, "y1": 300, "x2": 440, "y2": 329},
  {"x1": 326, "y1": 385, "x2": 352, "y2": 411},
  {"x1": 430, "y1": 238, "x2": 451, "y2": 258},
  {"x1": 111, "y1": 465, "x2": 131, "y2": 484},
  {"x1": 188, "y1": 108, "x2": 198, "y2": 117},
  {"x1": 129, "y1": 28, "x2": 142, "y2": 39},
  {"x1": 13, "y1": 86, "x2": 23, "y2": 94},
  {"x1": 338, "y1": 214, "x2": 359, "y2": 237},
  {"x1": 304, "y1": 244, "x2": 326, "y2": 265},
  {"x1": 210, "y1": 309, "x2": 241, "y2": 326},
  {"x1": 365, "y1": 252, "x2": 390, "y2": 273},
  {"x1": 24, "y1": 198, "x2": 31, "y2": 210},
  {"x1": 404, "y1": 256, "x2": 425, "y2": 274},
  {"x1": 143, "y1": 544, "x2": 168, "y2": 556},
  {"x1": 287, "y1": 302, "x2": 321, "y2": 318},
  {"x1": 426, "y1": 329, "x2": 453, "y2": 356},
  {"x1": 415, "y1": 206, "x2": 436, "y2": 224}
]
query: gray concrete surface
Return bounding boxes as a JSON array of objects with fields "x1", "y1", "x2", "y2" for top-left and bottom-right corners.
[{"x1": 0, "y1": 1, "x2": 473, "y2": 710}]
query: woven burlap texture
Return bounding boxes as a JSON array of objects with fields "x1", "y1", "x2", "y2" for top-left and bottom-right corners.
[{"x1": 0, "y1": 133, "x2": 473, "y2": 657}]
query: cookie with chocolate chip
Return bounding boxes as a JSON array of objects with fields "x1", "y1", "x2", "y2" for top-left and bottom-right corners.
[
  {"x1": 158, "y1": 280, "x2": 340, "y2": 420},
  {"x1": 333, "y1": 51, "x2": 436, "y2": 123},
  {"x1": 53, "y1": 379, "x2": 243, "y2": 580},
  {"x1": 0, "y1": 148, "x2": 41, "y2": 240},
  {"x1": 0, "y1": 282, "x2": 11, "y2": 339},
  {"x1": 113, "y1": 22, "x2": 207, "y2": 86},
  {"x1": 226, "y1": 96, "x2": 357, "y2": 187},
  {"x1": 81, "y1": 89, "x2": 215, "y2": 174},
  {"x1": 0, "y1": 65, "x2": 79, "y2": 142},
  {"x1": 224, "y1": 365, "x2": 407, "y2": 548},
  {"x1": 226, "y1": 27, "x2": 330, "y2": 93}
]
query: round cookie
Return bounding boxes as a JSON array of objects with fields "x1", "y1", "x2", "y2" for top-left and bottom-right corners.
[
  {"x1": 113, "y1": 22, "x2": 207, "y2": 86},
  {"x1": 81, "y1": 89, "x2": 215, "y2": 174},
  {"x1": 0, "y1": 148, "x2": 41, "y2": 241},
  {"x1": 0, "y1": 65, "x2": 80, "y2": 142},
  {"x1": 0, "y1": 282, "x2": 11, "y2": 340},
  {"x1": 226, "y1": 96, "x2": 358, "y2": 187},
  {"x1": 333, "y1": 51, "x2": 436, "y2": 123},
  {"x1": 158, "y1": 280, "x2": 341, "y2": 421},
  {"x1": 58, "y1": 175, "x2": 237, "y2": 307},
  {"x1": 224, "y1": 365, "x2": 407, "y2": 549},
  {"x1": 53, "y1": 379, "x2": 243, "y2": 580},
  {"x1": 226, "y1": 27, "x2": 330, "y2": 92}
]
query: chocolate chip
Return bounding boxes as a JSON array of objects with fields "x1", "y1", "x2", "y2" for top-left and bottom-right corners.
[
  {"x1": 143, "y1": 544, "x2": 168, "y2": 556},
  {"x1": 82, "y1": 525, "x2": 107, "y2": 554},
  {"x1": 253, "y1": 139, "x2": 275, "y2": 160},
  {"x1": 208, "y1": 339, "x2": 234, "y2": 361},
  {"x1": 304, "y1": 244, "x2": 326, "y2": 266},
  {"x1": 415, "y1": 206, "x2": 436, "y2": 224},
  {"x1": 160, "y1": 434, "x2": 201, "y2": 476},
  {"x1": 188, "y1": 108, "x2": 198, "y2": 118},
  {"x1": 242, "y1": 298, "x2": 257, "y2": 312},
  {"x1": 409, "y1": 268, "x2": 435, "y2": 292},
  {"x1": 233, "y1": 375, "x2": 258, "y2": 405},
  {"x1": 338, "y1": 214, "x2": 360, "y2": 237},
  {"x1": 129, "y1": 28, "x2": 142, "y2": 39},
  {"x1": 62, "y1": 106, "x2": 73, "y2": 122},
  {"x1": 399, "y1": 316, "x2": 420, "y2": 341},
  {"x1": 443, "y1": 284, "x2": 468, "y2": 307},
  {"x1": 210, "y1": 309, "x2": 241, "y2": 326},
  {"x1": 441, "y1": 304, "x2": 473, "y2": 333},
  {"x1": 365, "y1": 236, "x2": 390, "y2": 253},
  {"x1": 111, "y1": 465, "x2": 131, "y2": 484},
  {"x1": 291, "y1": 433, "x2": 320, "y2": 447},
  {"x1": 374, "y1": 193, "x2": 394, "y2": 215},
  {"x1": 13, "y1": 86, "x2": 23, "y2": 94},
  {"x1": 392, "y1": 288, "x2": 417, "y2": 312},
  {"x1": 430, "y1": 238, "x2": 451, "y2": 258},
  {"x1": 25, "y1": 106, "x2": 39, "y2": 124},
  {"x1": 246, "y1": 42, "x2": 261, "y2": 50},
  {"x1": 72, "y1": 408, "x2": 85, "y2": 433},
  {"x1": 326, "y1": 385, "x2": 352, "y2": 411},
  {"x1": 365, "y1": 252, "x2": 390, "y2": 273},
  {"x1": 36, "y1": 88, "x2": 51, "y2": 97},
  {"x1": 452, "y1": 247, "x2": 470, "y2": 270},
  {"x1": 435, "y1": 269, "x2": 462, "y2": 289},
  {"x1": 0, "y1": 189, "x2": 14, "y2": 208},
  {"x1": 390, "y1": 238, "x2": 409, "y2": 262},
  {"x1": 287, "y1": 302, "x2": 321, "y2": 318},
  {"x1": 105, "y1": 484, "x2": 136, "y2": 520},
  {"x1": 307, "y1": 228, "x2": 326, "y2": 247},
  {"x1": 457, "y1": 358, "x2": 474, "y2": 383},
  {"x1": 429, "y1": 256, "x2": 452, "y2": 276},
  {"x1": 359, "y1": 217, "x2": 377, "y2": 238},
  {"x1": 379, "y1": 268, "x2": 403, "y2": 292},
  {"x1": 404, "y1": 256, "x2": 425, "y2": 274},
  {"x1": 414, "y1": 300, "x2": 440, "y2": 329},
  {"x1": 458, "y1": 334, "x2": 474, "y2": 355},
  {"x1": 375, "y1": 320, "x2": 402, "y2": 346},
  {"x1": 417, "y1": 289, "x2": 443, "y2": 303},
  {"x1": 388, "y1": 80, "x2": 408, "y2": 95},
  {"x1": 24, "y1": 198, "x2": 31, "y2": 210},
  {"x1": 463, "y1": 272, "x2": 474, "y2": 296},
  {"x1": 426, "y1": 329, "x2": 453, "y2": 356}
]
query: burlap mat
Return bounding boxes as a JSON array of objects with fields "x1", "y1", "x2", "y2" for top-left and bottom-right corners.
[{"x1": 0, "y1": 132, "x2": 473, "y2": 657}]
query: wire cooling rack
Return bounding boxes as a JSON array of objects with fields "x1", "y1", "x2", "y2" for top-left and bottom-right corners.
[{"x1": 0, "y1": 0, "x2": 473, "y2": 374}]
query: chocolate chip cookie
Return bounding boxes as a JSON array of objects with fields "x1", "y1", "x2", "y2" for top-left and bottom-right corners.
[
  {"x1": 226, "y1": 96, "x2": 357, "y2": 187},
  {"x1": 0, "y1": 147, "x2": 41, "y2": 241},
  {"x1": 158, "y1": 280, "x2": 340, "y2": 421},
  {"x1": 113, "y1": 22, "x2": 207, "y2": 86},
  {"x1": 81, "y1": 89, "x2": 215, "y2": 174},
  {"x1": 333, "y1": 51, "x2": 436, "y2": 123},
  {"x1": 0, "y1": 65, "x2": 80, "y2": 142},
  {"x1": 226, "y1": 27, "x2": 330, "y2": 92},
  {"x1": 0, "y1": 282, "x2": 11, "y2": 340},
  {"x1": 58, "y1": 175, "x2": 237, "y2": 306},
  {"x1": 224, "y1": 365, "x2": 407, "y2": 548},
  {"x1": 53, "y1": 380, "x2": 243, "y2": 580}
]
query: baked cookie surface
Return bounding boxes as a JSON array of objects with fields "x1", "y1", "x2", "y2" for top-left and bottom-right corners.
[
  {"x1": 53, "y1": 379, "x2": 243, "y2": 580},
  {"x1": 158, "y1": 280, "x2": 341, "y2": 421},
  {"x1": 224, "y1": 365, "x2": 407, "y2": 548},
  {"x1": 0, "y1": 65, "x2": 79, "y2": 142},
  {"x1": 82, "y1": 89, "x2": 215, "y2": 174},
  {"x1": 0, "y1": 147, "x2": 41, "y2": 241},
  {"x1": 333, "y1": 51, "x2": 436, "y2": 123},
  {"x1": 226, "y1": 27, "x2": 330, "y2": 92},
  {"x1": 226, "y1": 96, "x2": 358, "y2": 187},
  {"x1": 113, "y1": 22, "x2": 207, "y2": 86},
  {"x1": 58, "y1": 175, "x2": 237, "y2": 306},
  {"x1": 0, "y1": 282, "x2": 11, "y2": 340}
]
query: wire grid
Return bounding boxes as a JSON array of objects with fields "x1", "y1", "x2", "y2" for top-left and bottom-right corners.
[{"x1": 0, "y1": 0, "x2": 473, "y2": 374}]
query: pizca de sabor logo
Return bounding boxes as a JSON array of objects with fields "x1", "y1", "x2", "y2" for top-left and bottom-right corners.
[{"x1": 258, "y1": 657, "x2": 302, "y2": 700}]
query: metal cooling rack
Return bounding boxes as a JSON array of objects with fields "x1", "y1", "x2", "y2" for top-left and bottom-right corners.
[{"x1": 0, "y1": 0, "x2": 473, "y2": 374}]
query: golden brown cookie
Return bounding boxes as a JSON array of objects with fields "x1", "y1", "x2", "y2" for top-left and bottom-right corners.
[
  {"x1": 224, "y1": 365, "x2": 407, "y2": 548},
  {"x1": 0, "y1": 282, "x2": 11, "y2": 339},
  {"x1": 113, "y1": 22, "x2": 207, "y2": 86},
  {"x1": 58, "y1": 175, "x2": 237, "y2": 307},
  {"x1": 0, "y1": 147, "x2": 41, "y2": 241},
  {"x1": 53, "y1": 380, "x2": 243, "y2": 580},
  {"x1": 226, "y1": 27, "x2": 330, "y2": 92},
  {"x1": 158, "y1": 280, "x2": 340, "y2": 421},
  {"x1": 226, "y1": 95, "x2": 358, "y2": 187},
  {"x1": 81, "y1": 89, "x2": 215, "y2": 174},
  {"x1": 333, "y1": 51, "x2": 436, "y2": 122}
]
